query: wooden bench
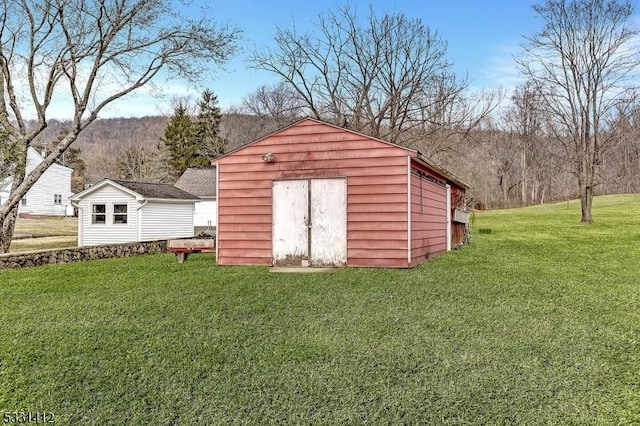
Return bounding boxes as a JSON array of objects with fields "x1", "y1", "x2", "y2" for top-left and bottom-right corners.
[{"x1": 167, "y1": 238, "x2": 215, "y2": 263}]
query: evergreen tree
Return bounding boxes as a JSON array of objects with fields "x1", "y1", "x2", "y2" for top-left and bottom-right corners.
[
  {"x1": 158, "y1": 90, "x2": 226, "y2": 180},
  {"x1": 159, "y1": 103, "x2": 199, "y2": 179},
  {"x1": 194, "y1": 89, "x2": 227, "y2": 160}
]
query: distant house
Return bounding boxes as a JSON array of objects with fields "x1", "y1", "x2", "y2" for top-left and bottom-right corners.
[
  {"x1": 174, "y1": 168, "x2": 217, "y2": 234},
  {"x1": 212, "y1": 117, "x2": 469, "y2": 268},
  {"x1": 70, "y1": 179, "x2": 199, "y2": 247},
  {"x1": 0, "y1": 147, "x2": 73, "y2": 216}
]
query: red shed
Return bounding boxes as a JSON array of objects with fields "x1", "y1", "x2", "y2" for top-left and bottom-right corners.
[{"x1": 212, "y1": 118, "x2": 468, "y2": 268}]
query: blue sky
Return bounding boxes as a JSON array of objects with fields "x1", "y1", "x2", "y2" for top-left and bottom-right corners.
[
  {"x1": 90, "y1": 0, "x2": 635, "y2": 118},
  {"x1": 201, "y1": 1, "x2": 539, "y2": 109}
]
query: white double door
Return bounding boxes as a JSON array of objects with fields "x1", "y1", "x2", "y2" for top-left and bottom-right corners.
[{"x1": 272, "y1": 178, "x2": 347, "y2": 266}]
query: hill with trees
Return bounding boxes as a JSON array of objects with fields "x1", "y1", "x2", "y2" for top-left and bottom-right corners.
[{"x1": 29, "y1": 109, "x2": 640, "y2": 212}]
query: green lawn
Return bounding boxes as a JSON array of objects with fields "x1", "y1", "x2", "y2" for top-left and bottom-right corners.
[{"x1": 1, "y1": 195, "x2": 639, "y2": 424}]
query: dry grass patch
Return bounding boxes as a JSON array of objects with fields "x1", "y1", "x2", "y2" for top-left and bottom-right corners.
[
  {"x1": 9, "y1": 216, "x2": 78, "y2": 252},
  {"x1": 9, "y1": 236, "x2": 77, "y2": 253},
  {"x1": 14, "y1": 216, "x2": 77, "y2": 238}
]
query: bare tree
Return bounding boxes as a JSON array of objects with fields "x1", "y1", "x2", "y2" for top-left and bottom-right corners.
[
  {"x1": 250, "y1": 4, "x2": 471, "y2": 144},
  {"x1": 605, "y1": 104, "x2": 640, "y2": 193},
  {"x1": 219, "y1": 109, "x2": 280, "y2": 150},
  {"x1": 408, "y1": 86, "x2": 500, "y2": 161},
  {"x1": 242, "y1": 83, "x2": 303, "y2": 131},
  {"x1": 502, "y1": 81, "x2": 558, "y2": 205},
  {"x1": 112, "y1": 145, "x2": 169, "y2": 182},
  {"x1": 0, "y1": 0, "x2": 239, "y2": 251},
  {"x1": 516, "y1": 0, "x2": 639, "y2": 223}
]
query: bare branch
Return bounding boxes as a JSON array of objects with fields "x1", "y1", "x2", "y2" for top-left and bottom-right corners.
[
  {"x1": 516, "y1": 0, "x2": 639, "y2": 223},
  {"x1": 0, "y1": 0, "x2": 239, "y2": 251},
  {"x1": 249, "y1": 4, "x2": 475, "y2": 145}
]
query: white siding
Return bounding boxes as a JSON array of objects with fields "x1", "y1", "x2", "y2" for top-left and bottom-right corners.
[
  {"x1": 193, "y1": 199, "x2": 217, "y2": 228},
  {"x1": 77, "y1": 186, "x2": 139, "y2": 246},
  {"x1": 17, "y1": 148, "x2": 73, "y2": 216},
  {"x1": 140, "y1": 202, "x2": 194, "y2": 241}
]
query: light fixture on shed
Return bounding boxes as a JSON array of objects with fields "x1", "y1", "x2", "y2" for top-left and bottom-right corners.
[{"x1": 262, "y1": 153, "x2": 276, "y2": 162}]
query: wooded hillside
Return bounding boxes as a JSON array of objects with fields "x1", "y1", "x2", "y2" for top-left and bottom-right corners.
[
  {"x1": 32, "y1": 114, "x2": 640, "y2": 208},
  {"x1": 33, "y1": 114, "x2": 270, "y2": 185},
  {"x1": 32, "y1": 112, "x2": 640, "y2": 210}
]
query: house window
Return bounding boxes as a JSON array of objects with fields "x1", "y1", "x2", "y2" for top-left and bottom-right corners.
[
  {"x1": 113, "y1": 204, "x2": 128, "y2": 224},
  {"x1": 21, "y1": 198, "x2": 27, "y2": 206},
  {"x1": 92, "y1": 204, "x2": 106, "y2": 224},
  {"x1": 54, "y1": 194, "x2": 62, "y2": 205}
]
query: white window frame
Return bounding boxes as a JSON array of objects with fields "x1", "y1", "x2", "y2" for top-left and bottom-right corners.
[
  {"x1": 91, "y1": 203, "x2": 106, "y2": 225},
  {"x1": 113, "y1": 203, "x2": 128, "y2": 225},
  {"x1": 54, "y1": 194, "x2": 62, "y2": 205}
]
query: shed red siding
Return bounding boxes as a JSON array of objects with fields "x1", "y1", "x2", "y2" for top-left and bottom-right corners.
[
  {"x1": 215, "y1": 119, "x2": 411, "y2": 267},
  {"x1": 410, "y1": 169, "x2": 447, "y2": 266},
  {"x1": 214, "y1": 117, "x2": 468, "y2": 268}
]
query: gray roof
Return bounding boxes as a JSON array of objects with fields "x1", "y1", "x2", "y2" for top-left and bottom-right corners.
[
  {"x1": 174, "y1": 168, "x2": 217, "y2": 197},
  {"x1": 110, "y1": 179, "x2": 198, "y2": 200}
]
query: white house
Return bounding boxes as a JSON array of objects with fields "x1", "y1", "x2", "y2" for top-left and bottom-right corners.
[
  {"x1": 0, "y1": 147, "x2": 73, "y2": 216},
  {"x1": 70, "y1": 179, "x2": 199, "y2": 247},
  {"x1": 174, "y1": 168, "x2": 217, "y2": 234}
]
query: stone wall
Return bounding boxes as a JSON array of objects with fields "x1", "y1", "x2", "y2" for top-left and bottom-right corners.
[{"x1": 0, "y1": 240, "x2": 167, "y2": 269}]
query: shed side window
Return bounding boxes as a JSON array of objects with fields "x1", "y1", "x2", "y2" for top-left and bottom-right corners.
[
  {"x1": 92, "y1": 204, "x2": 106, "y2": 224},
  {"x1": 54, "y1": 194, "x2": 62, "y2": 205},
  {"x1": 21, "y1": 198, "x2": 27, "y2": 206},
  {"x1": 113, "y1": 204, "x2": 128, "y2": 224}
]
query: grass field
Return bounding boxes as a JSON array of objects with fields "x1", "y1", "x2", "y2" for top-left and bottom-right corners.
[
  {"x1": 11, "y1": 216, "x2": 77, "y2": 253},
  {"x1": 1, "y1": 195, "x2": 639, "y2": 424}
]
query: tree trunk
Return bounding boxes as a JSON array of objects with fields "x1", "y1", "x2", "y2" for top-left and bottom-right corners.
[
  {"x1": 520, "y1": 147, "x2": 527, "y2": 204},
  {"x1": 580, "y1": 184, "x2": 594, "y2": 224},
  {"x1": 0, "y1": 144, "x2": 28, "y2": 253},
  {"x1": 0, "y1": 204, "x2": 18, "y2": 253},
  {"x1": 499, "y1": 173, "x2": 509, "y2": 208}
]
